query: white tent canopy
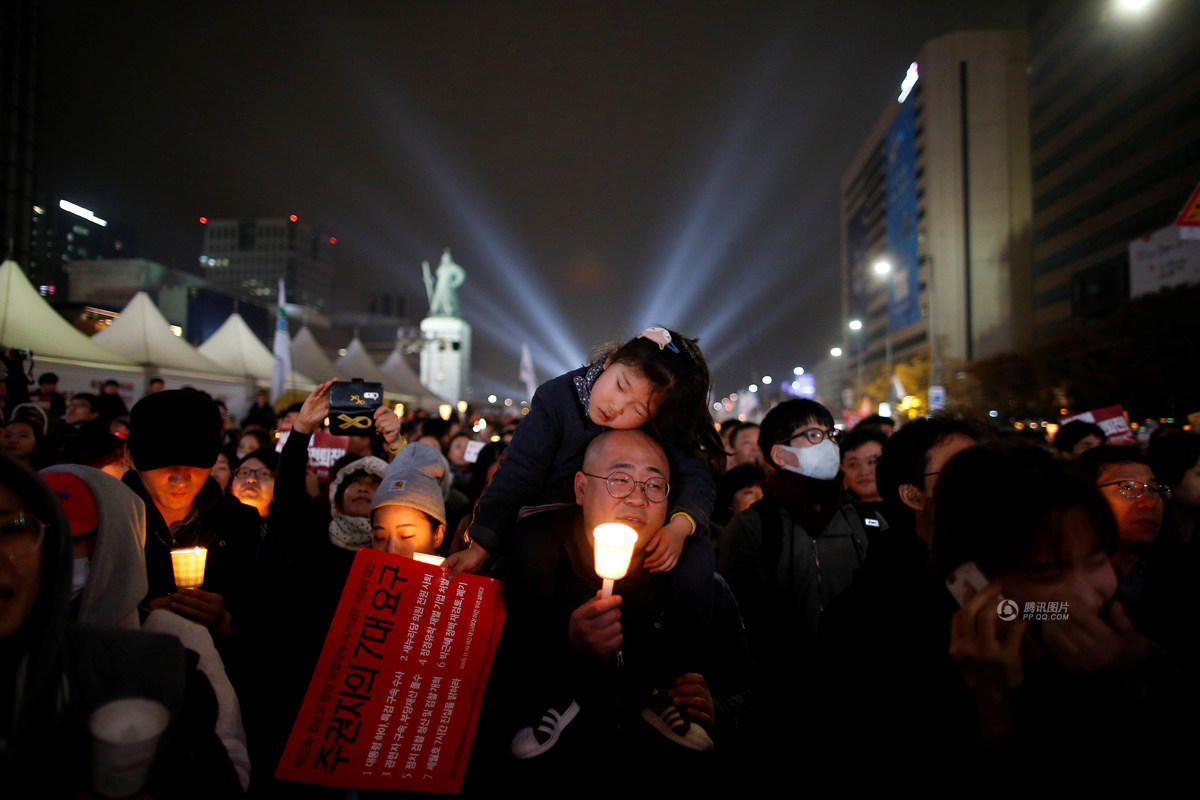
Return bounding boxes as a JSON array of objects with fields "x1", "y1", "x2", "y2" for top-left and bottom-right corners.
[
  {"x1": 95, "y1": 292, "x2": 239, "y2": 377},
  {"x1": 290, "y1": 326, "x2": 341, "y2": 384},
  {"x1": 197, "y1": 313, "x2": 314, "y2": 390},
  {"x1": 0, "y1": 259, "x2": 137, "y2": 369},
  {"x1": 334, "y1": 336, "x2": 391, "y2": 389},
  {"x1": 379, "y1": 344, "x2": 446, "y2": 410}
]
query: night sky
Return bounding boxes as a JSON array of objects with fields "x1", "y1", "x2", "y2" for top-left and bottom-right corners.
[{"x1": 37, "y1": 0, "x2": 1026, "y2": 401}]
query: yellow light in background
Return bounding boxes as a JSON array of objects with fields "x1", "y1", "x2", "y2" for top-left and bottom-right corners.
[
  {"x1": 1044, "y1": 423, "x2": 1059, "y2": 438},
  {"x1": 456, "y1": 400, "x2": 468, "y2": 414},
  {"x1": 489, "y1": 435, "x2": 501, "y2": 443},
  {"x1": 438, "y1": 404, "x2": 452, "y2": 421},
  {"x1": 393, "y1": 402, "x2": 405, "y2": 416}
]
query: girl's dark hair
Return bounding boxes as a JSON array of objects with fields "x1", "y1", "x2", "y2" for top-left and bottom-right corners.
[
  {"x1": 932, "y1": 442, "x2": 1118, "y2": 579},
  {"x1": 605, "y1": 328, "x2": 724, "y2": 472}
]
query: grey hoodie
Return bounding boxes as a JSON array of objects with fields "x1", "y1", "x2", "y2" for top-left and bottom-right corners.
[{"x1": 41, "y1": 463, "x2": 147, "y2": 629}]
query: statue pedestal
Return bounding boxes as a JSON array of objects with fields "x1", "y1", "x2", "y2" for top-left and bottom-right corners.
[{"x1": 419, "y1": 315, "x2": 472, "y2": 404}]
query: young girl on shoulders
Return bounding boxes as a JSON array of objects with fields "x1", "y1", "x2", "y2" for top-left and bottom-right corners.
[{"x1": 445, "y1": 326, "x2": 723, "y2": 575}]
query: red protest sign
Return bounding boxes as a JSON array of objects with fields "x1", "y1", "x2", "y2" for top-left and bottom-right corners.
[
  {"x1": 1061, "y1": 405, "x2": 1135, "y2": 445},
  {"x1": 275, "y1": 549, "x2": 505, "y2": 793},
  {"x1": 276, "y1": 429, "x2": 350, "y2": 481}
]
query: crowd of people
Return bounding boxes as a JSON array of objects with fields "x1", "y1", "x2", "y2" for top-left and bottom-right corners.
[{"x1": 2, "y1": 329, "x2": 1198, "y2": 794}]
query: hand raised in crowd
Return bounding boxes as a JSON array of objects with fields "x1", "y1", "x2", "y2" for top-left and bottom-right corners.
[
  {"x1": 374, "y1": 405, "x2": 402, "y2": 449},
  {"x1": 643, "y1": 514, "x2": 690, "y2": 572},
  {"x1": 1040, "y1": 599, "x2": 1150, "y2": 676},
  {"x1": 304, "y1": 468, "x2": 321, "y2": 498},
  {"x1": 568, "y1": 591, "x2": 623, "y2": 660},
  {"x1": 151, "y1": 589, "x2": 233, "y2": 638},
  {"x1": 669, "y1": 672, "x2": 715, "y2": 730},
  {"x1": 443, "y1": 542, "x2": 490, "y2": 578},
  {"x1": 949, "y1": 583, "x2": 1026, "y2": 742},
  {"x1": 294, "y1": 379, "x2": 336, "y2": 435}
]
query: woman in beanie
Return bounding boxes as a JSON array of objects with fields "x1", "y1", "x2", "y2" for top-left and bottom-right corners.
[{"x1": 371, "y1": 441, "x2": 448, "y2": 559}]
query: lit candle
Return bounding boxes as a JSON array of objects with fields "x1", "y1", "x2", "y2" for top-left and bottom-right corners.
[
  {"x1": 593, "y1": 523, "x2": 638, "y2": 598},
  {"x1": 413, "y1": 552, "x2": 446, "y2": 566},
  {"x1": 170, "y1": 547, "x2": 207, "y2": 589}
]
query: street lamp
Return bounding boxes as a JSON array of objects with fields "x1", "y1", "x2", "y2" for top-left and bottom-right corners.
[
  {"x1": 848, "y1": 319, "x2": 865, "y2": 404},
  {"x1": 830, "y1": 346, "x2": 843, "y2": 358},
  {"x1": 1114, "y1": 0, "x2": 1154, "y2": 15}
]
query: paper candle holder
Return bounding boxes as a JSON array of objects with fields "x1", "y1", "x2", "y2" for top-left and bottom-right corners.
[{"x1": 170, "y1": 547, "x2": 207, "y2": 589}]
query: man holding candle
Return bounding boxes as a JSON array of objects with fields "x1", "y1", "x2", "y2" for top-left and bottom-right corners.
[
  {"x1": 493, "y1": 429, "x2": 750, "y2": 789},
  {"x1": 122, "y1": 390, "x2": 260, "y2": 649}
]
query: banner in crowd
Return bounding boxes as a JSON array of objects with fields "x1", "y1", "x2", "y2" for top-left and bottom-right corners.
[
  {"x1": 1061, "y1": 405, "x2": 1135, "y2": 445},
  {"x1": 276, "y1": 429, "x2": 350, "y2": 481},
  {"x1": 275, "y1": 549, "x2": 506, "y2": 793}
]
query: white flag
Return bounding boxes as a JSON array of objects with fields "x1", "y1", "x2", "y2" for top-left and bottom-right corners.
[
  {"x1": 271, "y1": 279, "x2": 291, "y2": 402},
  {"x1": 519, "y1": 343, "x2": 537, "y2": 402}
]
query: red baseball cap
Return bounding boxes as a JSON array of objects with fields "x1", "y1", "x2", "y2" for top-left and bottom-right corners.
[{"x1": 43, "y1": 472, "x2": 99, "y2": 537}]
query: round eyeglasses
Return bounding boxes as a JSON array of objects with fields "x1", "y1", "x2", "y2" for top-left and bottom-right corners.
[
  {"x1": 582, "y1": 471, "x2": 670, "y2": 503},
  {"x1": 1097, "y1": 480, "x2": 1172, "y2": 502}
]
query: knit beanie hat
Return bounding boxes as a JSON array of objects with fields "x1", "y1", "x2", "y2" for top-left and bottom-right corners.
[
  {"x1": 128, "y1": 389, "x2": 222, "y2": 471},
  {"x1": 371, "y1": 442, "x2": 447, "y2": 526}
]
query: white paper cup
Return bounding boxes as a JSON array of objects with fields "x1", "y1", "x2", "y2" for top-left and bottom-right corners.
[{"x1": 89, "y1": 697, "x2": 170, "y2": 798}]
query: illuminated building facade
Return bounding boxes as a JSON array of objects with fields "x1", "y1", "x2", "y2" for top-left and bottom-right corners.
[
  {"x1": 28, "y1": 199, "x2": 135, "y2": 298},
  {"x1": 1027, "y1": 0, "x2": 1200, "y2": 337},
  {"x1": 199, "y1": 216, "x2": 334, "y2": 311},
  {"x1": 840, "y1": 30, "x2": 1033, "y2": 400}
]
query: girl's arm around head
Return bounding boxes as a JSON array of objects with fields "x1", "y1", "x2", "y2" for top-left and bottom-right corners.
[{"x1": 663, "y1": 438, "x2": 718, "y2": 533}]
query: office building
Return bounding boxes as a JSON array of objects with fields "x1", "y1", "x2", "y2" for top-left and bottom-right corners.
[
  {"x1": 840, "y1": 29, "x2": 1033, "y2": 405},
  {"x1": 199, "y1": 215, "x2": 334, "y2": 311},
  {"x1": 1027, "y1": 0, "x2": 1200, "y2": 335}
]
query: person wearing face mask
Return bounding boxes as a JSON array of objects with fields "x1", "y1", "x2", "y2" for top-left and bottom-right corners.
[
  {"x1": 41, "y1": 465, "x2": 253, "y2": 790},
  {"x1": 717, "y1": 399, "x2": 880, "y2": 750},
  {"x1": 39, "y1": 465, "x2": 147, "y2": 629}
]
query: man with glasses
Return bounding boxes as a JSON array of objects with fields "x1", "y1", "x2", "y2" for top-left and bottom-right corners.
[
  {"x1": 717, "y1": 400, "x2": 881, "y2": 758},
  {"x1": 1080, "y1": 445, "x2": 1200, "y2": 672},
  {"x1": 495, "y1": 429, "x2": 750, "y2": 788}
]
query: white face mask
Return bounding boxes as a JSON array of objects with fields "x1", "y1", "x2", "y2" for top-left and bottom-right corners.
[
  {"x1": 71, "y1": 557, "x2": 90, "y2": 601},
  {"x1": 777, "y1": 439, "x2": 841, "y2": 481}
]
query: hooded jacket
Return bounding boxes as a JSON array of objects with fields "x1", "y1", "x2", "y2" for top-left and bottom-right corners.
[
  {"x1": 40, "y1": 463, "x2": 147, "y2": 629},
  {"x1": 0, "y1": 456, "x2": 242, "y2": 797}
]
